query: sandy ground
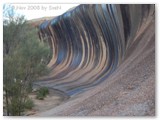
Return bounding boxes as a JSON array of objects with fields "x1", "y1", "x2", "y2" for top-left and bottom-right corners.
[{"x1": 25, "y1": 88, "x2": 69, "y2": 116}]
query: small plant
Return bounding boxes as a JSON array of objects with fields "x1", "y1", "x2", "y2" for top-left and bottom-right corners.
[
  {"x1": 36, "y1": 87, "x2": 49, "y2": 100},
  {"x1": 36, "y1": 93, "x2": 44, "y2": 100},
  {"x1": 24, "y1": 98, "x2": 34, "y2": 110}
]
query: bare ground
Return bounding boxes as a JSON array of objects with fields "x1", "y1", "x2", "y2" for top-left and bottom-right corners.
[{"x1": 25, "y1": 88, "x2": 69, "y2": 116}]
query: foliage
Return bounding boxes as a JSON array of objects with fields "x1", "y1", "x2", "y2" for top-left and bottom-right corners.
[
  {"x1": 36, "y1": 87, "x2": 49, "y2": 100},
  {"x1": 3, "y1": 6, "x2": 51, "y2": 116},
  {"x1": 24, "y1": 98, "x2": 34, "y2": 110}
]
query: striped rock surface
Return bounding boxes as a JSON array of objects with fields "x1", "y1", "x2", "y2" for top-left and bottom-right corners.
[{"x1": 35, "y1": 4, "x2": 155, "y2": 116}]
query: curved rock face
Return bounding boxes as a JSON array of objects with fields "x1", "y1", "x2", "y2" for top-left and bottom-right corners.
[
  {"x1": 37, "y1": 4, "x2": 154, "y2": 96},
  {"x1": 35, "y1": 4, "x2": 155, "y2": 116}
]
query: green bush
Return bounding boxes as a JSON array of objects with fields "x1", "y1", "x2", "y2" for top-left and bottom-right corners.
[
  {"x1": 36, "y1": 93, "x2": 44, "y2": 100},
  {"x1": 36, "y1": 87, "x2": 49, "y2": 100},
  {"x1": 7, "y1": 98, "x2": 25, "y2": 115},
  {"x1": 24, "y1": 98, "x2": 34, "y2": 110}
]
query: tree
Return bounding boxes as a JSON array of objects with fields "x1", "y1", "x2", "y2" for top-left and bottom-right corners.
[{"x1": 3, "y1": 5, "x2": 51, "y2": 116}]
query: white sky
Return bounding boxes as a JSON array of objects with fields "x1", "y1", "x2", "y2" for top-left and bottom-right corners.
[{"x1": 8, "y1": 4, "x2": 79, "y2": 20}]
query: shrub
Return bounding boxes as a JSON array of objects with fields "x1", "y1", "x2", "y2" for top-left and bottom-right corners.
[
  {"x1": 36, "y1": 87, "x2": 49, "y2": 100},
  {"x1": 7, "y1": 98, "x2": 25, "y2": 115},
  {"x1": 36, "y1": 92, "x2": 44, "y2": 100},
  {"x1": 24, "y1": 98, "x2": 34, "y2": 110}
]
